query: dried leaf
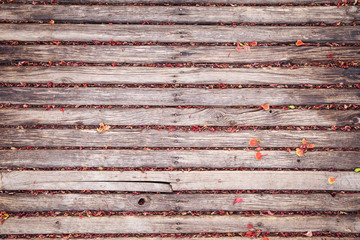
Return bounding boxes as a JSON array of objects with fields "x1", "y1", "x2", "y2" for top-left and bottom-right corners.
[
  {"x1": 262, "y1": 237, "x2": 269, "y2": 240},
  {"x1": 328, "y1": 176, "x2": 337, "y2": 184},
  {"x1": 247, "y1": 223, "x2": 254, "y2": 229},
  {"x1": 266, "y1": 210, "x2": 275, "y2": 215},
  {"x1": 308, "y1": 144, "x2": 315, "y2": 148},
  {"x1": 261, "y1": 103, "x2": 270, "y2": 110},
  {"x1": 289, "y1": 105, "x2": 295, "y2": 109},
  {"x1": 249, "y1": 138, "x2": 261, "y2": 147},
  {"x1": 49, "y1": 20, "x2": 55, "y2": 24},
  {"x1": 236, "y1": 41, "x2": 242, "y2": 52},
  {"x1": 249, "y1": 42, "x2": 258, "y2": 47},
  {"x1": 305, "y1": 231, "x2": 313, "y2": 237},
  {"x1": 296, "y1": 148, "x2": 304, "y2": 157},
  {"x1": 327, "y1": 53, "x2": 333, "y2": 58},
  {"x1": 60, "y1": 108, "x2": 64, "y2": 113},
  {"x1": 296, "y1": 40, "x2": 304, "y2": 46},
  {"x1": 302, "y1": 138, "x2": 307, "y2": 145},
  {"x1": 255, "y1": 152, "x2": 268, "y2": 160},
  {"x1": 97, "y1": 122, "x2": 110, "y2": 133},
  {"x1": 355, "y1": 168, "x2": 360, "y2": 172},
  {"x1": 233, "y1": 197, "x2": 243, "y2": 205}
]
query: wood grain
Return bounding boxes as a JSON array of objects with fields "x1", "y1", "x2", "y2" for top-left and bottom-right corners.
[
  {"x1": 1, "y1": 88, "x2": 359, "y2": 106},
  {"x1": 1, "y1": 45, "x2": 359, "y2": 64},
  {"x1": 1, "y1": 150, "x2": 358, "y2": 169},
  {"x1": 1, "y1": 5, "x2": 358, "y2": 24},
  {"x1": 1, "y1": 66, "x2": 360, "y2": 85},
  {"x1": 1, "y1": 128, "x2": 359, "y2": 148},
  {"x1": 2, "y1": 25, "x2": 360, "y2": 43},
  {"x1": 1, "y1": 108, "x2": 360, "y2": 126},
  {"x1": 1, "y1": 193, "x2": 359, "y2": 212},
  {"x1": 1, "y1": 171, "x2": 359, "y2": 191},
  {"x1": 8, "y1": 238, "x2": 360, "y2": 240},
  {"x1": 1, "y1": 215, "x2": 359, "y2": 234}
]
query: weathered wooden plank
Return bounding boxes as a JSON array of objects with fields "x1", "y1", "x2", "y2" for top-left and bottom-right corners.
[
  {"x1": 8, "y1": 238, "x2": 360, "y2": 240},
  {"x1": 1, "y1": 129, "x2": 359, "y2": 148},
  {"x1": 1, "y1": 171, "x2": 359, "y2": 191},
  {"x1": 1, "y1": 88, "x2": 359, "y2": 106},
  {"x1": 1, "y1": 215, "x2": 359, "y2": 234},
  {"x1": 1, "y1": 193, "x2": 359, "y2": 212},
  {"x1": 11, "y1": 0, "x2": 346, "y2": 4},
  {"x1": 1, "y1": 5, "x2": 358, "y2": 24},
  {"x1": 1, "y1": 66, "x2": 360, "y2": 85},
  {"x1": 1, "y1": 150, "x2": 358, "y2": 169},
  {"x1": 1, "y1": 108, "x2": 359, "y2": 127},
  {"x1": 2, "y1": 25, "x2": 360, "y2": 43},
  {"x1": 1, "y1": 45, "x2": 359, "y2": 64}
]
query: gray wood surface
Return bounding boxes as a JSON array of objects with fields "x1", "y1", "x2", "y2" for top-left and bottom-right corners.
[
  {"x1": 1, "y1": 45, "x2": 359, "y2": 64},
  {"x1": 1, "y1": 88, "x2": 359, "y2": 106},
  {"x1": 2, "y1": 25, "x2": 360, "y2": 43},
  {"x1": 8, "y1": 238, "x2": 360, "y2": 240},
  {"x1": 1, "y1": 150, "x2": 358, "y2": 169},
  {"x1": 1, "y1": 171, "x2": 359, "y2": 191},
  {"x1": 1, "y1": 108, "x2": 360, "y2": 127},
  {"x1": 1, "y1": 215, "x2": 359, "y2": 234},
  {"x1": 1, "y1": 66, "x2": 360, "y2": 85},
  {"x1": 1, "y1": 5, "x2": 358, "y2": 24},
  {"x1": 1, "y1": 193, "x2": 359, "y2": 212},
  {"x1": 1, "y1": 129, "x2": 359, "y2": 148}
]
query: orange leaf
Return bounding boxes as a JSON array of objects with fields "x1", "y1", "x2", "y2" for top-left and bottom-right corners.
[
  {"x1": 262, "y1": 237, "x2": 269, "y2": 240},
  {"x1": 249, "y1": 138, "x2": 261, "y2": 147},
  {"x1": 328, "y1": 176, "x2": 338, "y2": 184},
  {"x1": 97, "y1": 122, "x2": 110, "y2": 133},
  {"x1": 296, "y1": 148, "x2": 304, "y2": 157},
  {"x1": 236, "y1": 41, "x2": 242, "y2": 52},
  {"x1": 261, "y1": 103, "x2": 270, "y2": 110},
  {"x1": 302, "y1": 138, "x2": 307, "y2": 145},
  {"x1": 249, "y1": 42, "x2": 257, "y2": 47},
  {"x1": 296, "y1": 40, "x2": 304, "y2": 46},
  {"x1": 49, "y1": 20, "x2": 55, "y2": 24},
  {"x1": 233, "y1": 197, "x2": 243, "y2": 205},
  {"x1": 308, "y1": 144, "x2": 315, "y2": 148},
  {"x1": 255, "y1": 152, "x2": 268, "y2": 160}
]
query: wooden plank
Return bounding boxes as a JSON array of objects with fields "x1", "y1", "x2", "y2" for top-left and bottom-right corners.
[
  {"x1": 1, "y1": 88, "x2": 359, "y2": 106},
  {"x1": 1, "y1": 45, "x2": 359, "y2": 64},
  {"x1": 0, "y1": 215, "x2": 359, "y2": 234},
  {"x1": 11, "y1": 0, "x2": 345, "y2": 4},
  {"x1": 1, "y1": 150, "x2": 358, "y2": 170},
  {"x1": 8, "y1": 238, "x2": 360, "y2": 240},
  {"x1": 1, "y1": 193, "x2": 359, "y2": 212},
  {"x1": 1, "y1": 171, "x2": 359, "y2": 191},
  {"x1": 2, "y1": 25, "x2": 360, "y2": 43},
  {"x1": 1, "y1": 128, "x2": 359, "y2": 148},
  {"x1": 1, "y1": 108, "x2": 360, "y2": 127},
  {"x1": 0, "y1": 5, "x2": 358, "y2": 24},
  {"x1": 1, "y1": 66, "x2": 360, "y2": 85}
]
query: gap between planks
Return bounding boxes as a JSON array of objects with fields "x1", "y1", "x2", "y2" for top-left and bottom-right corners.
[
  {"x1": 0, "y1": 5, "x2": 359, "y2": 24},
  {"x1": 1, "y1": 108, "x2": 359, "y2": 126},
  {"x1": 1, "y1": 45, "x2": 360, "y2": 64},
  {"x1": 1, "y1": 171, "x2": 359, "y2": 191},
  {"x1": 1, "y1": 193, "x2": 359, "y2": 212},
  {"x1": 1, "y1": 25, "x2": 360, "y2": 43},
  {"x1": 1, "y1": 150, "x2": 359, "y2": 170},
  {"x1": 1, "y1": 88, "x2": 360, "y2": 106},
  {"x1": 1, "y1": 66, "x2": 359, "y2": 85},
  {"x1": 0, "y1": 215, "x2": 359, "y2": 234},
  {"x1": 1, "y1": 129, "x2": 360, "y2": 148}
]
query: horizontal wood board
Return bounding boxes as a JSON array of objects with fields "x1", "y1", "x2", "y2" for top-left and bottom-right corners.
[
  {"x1": 1, "y1": 150, "x2": 358, "y2": 169},
  {"x1": 1, "y1": 45, "x2": 359, "y2": 64},
  {"x1": 0, "y1": 215, "x2": 359, "y2": 234},
  {"x1": 1, "y1": 88, "x2": 359, "y2": 106},
  {"x1": 1, "y1": 108, "x2": 359, "y2": 126},
  {"x1": 2, "y1": 25, "x2": 360, "y2": 43},
  {"x1": 1, "y1": 193, "x2": 359, "y2": 212},
  {"x1": 1, "y1": 66, "x2": 360, "y2": 85},
  {"x1": 1, "y1": 129, "x2": 359, "y2": 148},
  {"x1": 1, "y1": 5, "x2": 359, "y2": 24},
  {"x1": 1, "y1": 171, "x2": 359, "y2": 191}
]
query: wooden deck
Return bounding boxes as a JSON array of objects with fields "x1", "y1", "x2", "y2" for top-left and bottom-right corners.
[{"x1": 0, "y1": 0, "x2": 360, "y2": 238}]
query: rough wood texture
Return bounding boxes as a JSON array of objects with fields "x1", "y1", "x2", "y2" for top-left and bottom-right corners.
[
  {"x1": 11, "y1": 0, "x2": 345, "y2": 4},
  {"x1": 2, "y1": 25, "x2": 360, "y2": 43},
  {"x1": 1, "y1": 5, "x2": 358, "y2": 24},
  {"x1": 8, "y1": 238, "x2": 360, "y2": 240},
  {"x1": 1, "y1": 129, "x2": 359, "y2": 148},
  {"x1": 1, "y1": 108, "x2": 360, "y2": 127},
  {"x1": 1, "y1": 88, "x2": 359, "y2": 106},
  {"x1": 1, "y1": 193, "x2": 359, "y2": 212},
  {"x1": 1, "y1": 66, "x2": 360, "y2": 85},
  {"x1": 1, "y1": 171, "x2": 359, "y2": 191},
  {"x1": 1, "y1": 215, "x2": 359, "y2": 234},
  {"x1": 1, "y1": 45, "x2": 359, "y2": 64},
  {"x1": 1, "y1": 150, "x2": 358, "y2": 169}
]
